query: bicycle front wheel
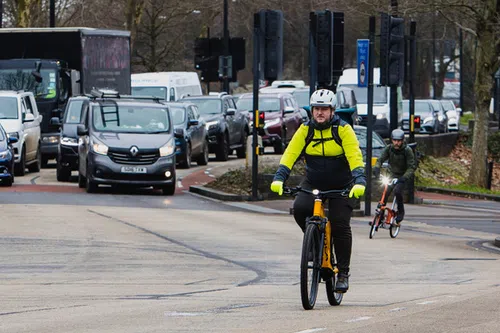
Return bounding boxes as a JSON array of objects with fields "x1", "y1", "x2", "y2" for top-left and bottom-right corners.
[
  {"x1": 300, "y1": 223, "x2": 321, "y2": 310},
  {"x1": 369, "y1": 212, "x2": 382, "y2": 239},
  {"x1": 390, "y1": 221, "x2": 401, "y2": 238}
]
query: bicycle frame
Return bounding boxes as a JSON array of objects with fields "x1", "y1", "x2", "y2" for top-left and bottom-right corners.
[{"x1": 377, "y1": 181, "x2": 397, "y2": 225}]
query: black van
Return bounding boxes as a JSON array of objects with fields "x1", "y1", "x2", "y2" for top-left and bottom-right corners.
[{"x1": 76, "y1": 91, "x2": 177, "y2": 195}]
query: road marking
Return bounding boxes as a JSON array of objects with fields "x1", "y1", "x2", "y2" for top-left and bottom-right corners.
[
  {"x1": 389, "y1": 307, "x2": 407, "y2": 312},
  {"x1": 345, "y1": 317, "x2": 371, "y2": 323},
  {"x1": 417, "y1": 300, "x2": 438, "y2": 305},
  {"x1": 294, "y1": 329, "x2": 326, "y2": 333},
  {"x1": 30, "y1": 176, "x2": 40, "y2": 184},
  {"x1": 164, "y1": 311, "x2": 206, "y2": 317}
]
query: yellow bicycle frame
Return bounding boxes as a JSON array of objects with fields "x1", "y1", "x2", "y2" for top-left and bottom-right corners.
[{"x1": 313, "y1": 198, "x2": 338, "y2": 274}]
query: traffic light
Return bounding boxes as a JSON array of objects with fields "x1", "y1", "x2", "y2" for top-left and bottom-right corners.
[
  {"x1": 263, "y1": 10, "x2": 283, "y2": 81},
  {"x1": 310, "y1": 10, "x2": 344, "y2": 89},
  {"x1": 380, "y1": 13, "x2": 405, "y2": 86}
]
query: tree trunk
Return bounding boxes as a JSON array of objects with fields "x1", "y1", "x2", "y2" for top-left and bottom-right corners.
[{"x1": 467, "y1": 19, "x2": 497, "y2": 187}]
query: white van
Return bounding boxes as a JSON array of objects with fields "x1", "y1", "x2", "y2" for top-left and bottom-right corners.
[
  {"x1": 337, "y1": 68, "x2": 403, "y2": 138},
  {"x1": 131, "y1": 72, "x2": 202, "y2": 101},
  {"x1": 0, "y1": 91, "x2": 42, "y2": 175}
]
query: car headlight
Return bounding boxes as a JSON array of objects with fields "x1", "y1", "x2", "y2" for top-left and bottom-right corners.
[
  {"x1": 159, "y1": 138, "x2": 175, "y2": 157},
  {"x1": 91, "y1": 138, "x2": 108, "y2": 155},
  {"x1": 42, "y1": 135, "x2": 60, "y2": 143},
  {"x1": 264, "y1": 118, "x2": 280, "y2": 128},
  {"x1": 423, "y1": 117, "x2": 434, "y2": 124},
  {"x1": 60, "y1": 136, "x2": 78, "y2": 146},
  {"x1": 8, "y1": 132, "x2": 19, "y2": 139},
  {"x1": 205, "y1": 121, "x2": 219, "y2": 130},
  {"x1": 376, "y1": 112, "x2": 387, "y2": 120},
  {"x1": 0, "y1": 150, "x2": 10, "y2": 159}
]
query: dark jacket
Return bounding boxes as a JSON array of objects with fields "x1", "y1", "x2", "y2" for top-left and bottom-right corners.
[
  {"x1": 374, "y1": 143, "x2": 416, "y2": 180},
  {"x1": 273, "y1": 115, "x2": 366, "y2": 190}
]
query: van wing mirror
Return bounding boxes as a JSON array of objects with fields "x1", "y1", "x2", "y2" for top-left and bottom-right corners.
[
  {"x1": 50, "y1": 117, "x2": 61, "y2": 126},
  {"x1": 225, "y1": 108, "x2": 236, "y2": 116},
  {"x1": 77, "y1": 124, "x2": 88, "y2": 136},
  {"x1": 23, "y1": 113, "x2": 35, "y2": 122},
  {"x1": 174, "y1": 128, "x2": 184, "y2": 138},
  {"x1": 284, "y1": 106, "x2": 295, "y2": 114}
]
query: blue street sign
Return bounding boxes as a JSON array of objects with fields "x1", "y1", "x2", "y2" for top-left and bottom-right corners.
[{"x1": 357, "y1": 39, "x2": 369, "y2": 88}]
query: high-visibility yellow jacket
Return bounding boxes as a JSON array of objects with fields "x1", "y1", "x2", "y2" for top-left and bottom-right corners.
[{"x1": 273, "y1": 116, "x2": 366, "y2": 190}]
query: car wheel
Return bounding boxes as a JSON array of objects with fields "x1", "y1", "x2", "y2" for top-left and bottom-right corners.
[
  {"x1": 236, "y1": 131, "x2": 248, "y2": 159},
  {"x1": 215, "y1": 133, "x2": 229, "y2": 161},
  {"x1": 14, "y1": 147, "x2": 26, "y2": 176},
  {"x1": 28, "y1": 145, "x2": 42, "y2": 173},
  {"x1": 85, "y1": 168, "x2": 98, "y2": 193},
  {"x1": 57, "y1": 163, "x2": 71, "y2": 182},
  {"x1": 162, "y1": 177, "x2": 176, "y2": 196},
  {"x1": 180, "y1": 143, "x2": 191, "y2": 169},
  {"x1": 2, "y1": 177, "x2": 13, "y2": 187},
  {"x1": 78, "y1": 172, "x2": 86, "y2": 188},
  {"x1": 197, "y1": 140, "x2": 209, "y2": 166}
]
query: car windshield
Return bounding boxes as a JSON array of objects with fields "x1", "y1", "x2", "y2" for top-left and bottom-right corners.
[
  {"x1": 0, "y1": 69, "x2": 57, "y2": 100},
  {"x1": 236, "y1": 97, "x2": 281, "y2": 112},
  {"x1": 132, "y1": 86, "x2": 168, "y2": 100},
  {"x1": 170, "y1": 106, "x2": 186, "y2": 125},
  {"x1": 339, "y1": 84, "x2": 387, "y2": 104},
  {"x1": 64, "y1": 100, "x2": 85, "y2": 124},
  {"x1": 0, "y1": 97, "x2": 18, "y2": 119},
  {"x1": 354, "y1": 127, "x2": 386, "y2": 149},
  {"x1": 403, "y1": 100, "x2": 433, "y2": 116},
  {"x1": 92, "y1": 104, "x2": 170, "y2": 133},
  {"x1": 440, "y1": 100, "x2": 455, "y2": 111},
  {"x1": 182, "y1": 99, "x2": 221, "y2": 115},
  {"x1": 293, "y1": 90, "x2": 310, "y2": 107}
]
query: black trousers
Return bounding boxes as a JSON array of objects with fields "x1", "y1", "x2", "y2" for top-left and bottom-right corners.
[
  {"x1": 386, "y1": 182, "x2": 406, "y2": 212},
  {"x1": 293, "y1": 183, "x2": 354, "y2": 274}
]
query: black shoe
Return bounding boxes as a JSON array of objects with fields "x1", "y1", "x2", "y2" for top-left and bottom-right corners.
[
  {"x1": 396, "y1": 210, "x2": 405, "y2": 223},
  {"x1": 335, "y1": 272, "x2": 349, "y2": 293}
]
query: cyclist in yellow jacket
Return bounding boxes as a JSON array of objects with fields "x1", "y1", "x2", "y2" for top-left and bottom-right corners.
[{"x1": 270, "y1": 89, "x2": 366, "y2": 293}]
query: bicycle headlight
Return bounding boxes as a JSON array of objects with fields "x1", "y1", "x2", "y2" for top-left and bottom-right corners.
[
  {"x1": 381, "y1": 176, "x2": 391, "y2": 186},
  {"x1": 91, "y1": 138, "x2": 108, "y2": 155},
  {"x1": 312, "y1": 189, "x2": 319, "y2": 196},
  {"x1": 159, "y1": 138, "x2": 175, "y2": 157}
]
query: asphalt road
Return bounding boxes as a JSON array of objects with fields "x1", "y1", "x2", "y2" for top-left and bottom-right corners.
[{"x1": 1, "y1": 154, "x2": 499, "y2": 332}]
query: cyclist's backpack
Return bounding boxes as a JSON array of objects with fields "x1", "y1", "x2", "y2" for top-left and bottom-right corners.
[{"x1": 301, "y1": 121, "x2": 343, "y2": 157}]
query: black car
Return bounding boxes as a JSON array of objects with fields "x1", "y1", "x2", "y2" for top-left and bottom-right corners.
[
  {"x1": 353, "y1": 125, "x2": 387, "y2": 165},
  {"x1": 180, "y1": 92, "x2": 249, "y2": 161},
  {"x1": 76, "y1": 91, "x2": 177, "y2": 195},
  {"x1": 0, "y1": 123, "x2": 17, "y2": 186},
  {"x1": 166, "y1": 101, "x2": 209, "y2": 168},
  {"x1": 51, "y1": 96, "x2": 88, "y2": 181}
]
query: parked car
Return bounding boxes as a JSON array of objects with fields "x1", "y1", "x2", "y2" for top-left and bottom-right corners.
[
  {"x1": 180, "y1": 92, "x2": 249, "y2": 161},
  {"x1": 166, "y1": 101, "x2": 209, "y2": 168},
  {"x1": 0, "y1": 123, "x2": 17, "y2": 186},
  {"x1": 402, "y1": 99, "x2": 439, "y2": 134},
  {"x1": 336, "y1": 87, "x2": 358, "y2": 126},
  {"x1": 76, "y1": 91, "x2": 177, "y2": 195},
  {"x1": 237, "y1": 92, "x2": 304, "y2": 154},
  {"x1": 439, "y1": 99, "x2": 460, "y2": 132},
  {"x1": 51, "y1": 96, "x2": 88, "y2": 181},
  {"x1": 428, "y1": 99, "x2": 449, "y2": 133},
  {"x1": 353, "y1": 125, "x2": 387, "y2": 165},
  {"x1": 0, "y1": 90, "x2": 42, "y2": 176}
]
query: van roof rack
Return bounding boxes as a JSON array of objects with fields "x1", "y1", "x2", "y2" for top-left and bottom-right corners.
[{"x1": 88, "y1": 89, "x2": 120, "y2": 99}]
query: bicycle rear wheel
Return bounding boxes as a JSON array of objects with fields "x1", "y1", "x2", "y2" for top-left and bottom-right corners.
[{"x1": 300, "y1": 223, "x2": 321, "y2": 310}]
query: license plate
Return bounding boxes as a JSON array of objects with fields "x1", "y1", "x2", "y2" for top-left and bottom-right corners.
[{"x1": 121, "y1": 166, "x2": 147, "y2": 173}]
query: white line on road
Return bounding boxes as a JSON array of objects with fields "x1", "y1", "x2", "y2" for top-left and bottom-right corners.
[
  {"x1": 164, "y1": 311, "x2": 206, "y2": 317},
  {"x1": 294, "y1": 328, "x2": 327, "y2": 333},
  {"x1": 389, "y1": 307, "x2": 407, "y2": 312},
  {"x1": 417, "y1": 300, "x2": 438, "y2": 305},
  {"x1": 345, "y1": 316, "x2": 372, "y2": 323}
]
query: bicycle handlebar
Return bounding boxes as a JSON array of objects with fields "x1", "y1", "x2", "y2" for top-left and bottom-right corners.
[{"x1": 283, "y1": 186, "x2": 349, "y2": 198}]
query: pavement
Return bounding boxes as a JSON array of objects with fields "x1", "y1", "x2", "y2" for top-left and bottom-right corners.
[{"x1": 182, "y1": 163, "x2": 500, "y2": 249}]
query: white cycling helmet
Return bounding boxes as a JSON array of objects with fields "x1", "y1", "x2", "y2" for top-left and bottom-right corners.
[{"x1": 310, "y1": 89, "x2": 337, "y2": 108}]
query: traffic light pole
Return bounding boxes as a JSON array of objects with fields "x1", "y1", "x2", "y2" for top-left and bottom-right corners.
[
  {"x1": 251, "y1": 13, "x2": 261, "y2": 201},
  {"x1": 408, "y1": 22, "x2": 416, "y2": 144},
  {"x1": 50, "y1": 0, "x2": 55, "y2": 27},
  {"x1": 223, "y1": 0, "x2": 230, "y2": 93},
  {"x1": 365, "y1": 16, "x2": 375, "y2": 217},
  {"x1": 308, "y1": 12, "x2": 318, "y2": 100}
]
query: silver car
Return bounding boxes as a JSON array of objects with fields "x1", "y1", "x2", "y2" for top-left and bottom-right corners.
[{"x1": 402, "y1": 99, "x2": 439, "y2": 134}]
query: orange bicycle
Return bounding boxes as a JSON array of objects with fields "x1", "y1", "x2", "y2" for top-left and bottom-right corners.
[
  {"x1": 284, "y1": 186, "x2": 349, "y2": 310},
  {"x1": 369, "y1": 177, "x2": 401, "y2": 239}
]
